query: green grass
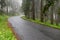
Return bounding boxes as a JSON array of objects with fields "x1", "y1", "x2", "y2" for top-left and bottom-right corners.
[
  {"x1": 0, "y1": 15, "x2": 16, "y2": 40},
  {"x1": 22, "y1": 16, "x2": 60, "y2": 29}
]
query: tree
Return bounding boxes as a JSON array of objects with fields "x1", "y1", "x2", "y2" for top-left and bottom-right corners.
[
  {"x1": 42, "y1": 0, "x2": 57, "y2": 24},
  {"x1": 22, "y1": 0, "x2": 31, "y2": 18},
  {"x1": 31, "y1": 0, "x2": 35, "y2": 20},
  {"x1": 0, "y1": 0, "x2": 6, "y2": 12},
  {"x1": 50, "y1": 6, "x2": 54, "y2": 24},
  {"x1": 40, "y1": 0, "x2": 44, "y2": 22},
  {"x1": 56, "y1": 7, "x2": 60, "y2": 25}
]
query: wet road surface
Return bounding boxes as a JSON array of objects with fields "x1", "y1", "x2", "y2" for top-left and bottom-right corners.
[{"x1": 8, "y1": 16, "x2": 60, "y2": 40}]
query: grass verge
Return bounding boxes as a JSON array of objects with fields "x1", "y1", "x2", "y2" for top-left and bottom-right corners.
[
  {"x1": 22, "y1": 16, "x2": 60, "y2": 30},
  {"x1": 0, "y1": 15, "x2": 16, "y2": 40}
]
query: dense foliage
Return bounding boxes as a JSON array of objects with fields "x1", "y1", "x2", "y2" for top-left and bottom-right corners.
[{"x1": 0, "y1": 15, "x2": 16, "y2": 40}]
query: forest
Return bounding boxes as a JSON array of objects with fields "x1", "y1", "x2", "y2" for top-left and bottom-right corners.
[
  {"x1": 1, "y1": 0, "x2": 60, "y2": 40},
  {"x1": 22, "y1": 0, "x2": 60, "y2": 29}
]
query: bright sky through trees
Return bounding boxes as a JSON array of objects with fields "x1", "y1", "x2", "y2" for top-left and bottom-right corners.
[{"x1": 14, "y1": 0, "x2": 22, "y2": 6}]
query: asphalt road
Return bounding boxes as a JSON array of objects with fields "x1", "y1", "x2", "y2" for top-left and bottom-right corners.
[{"x1": 8, "y1": 16, "x2": 60, "y2": 40}]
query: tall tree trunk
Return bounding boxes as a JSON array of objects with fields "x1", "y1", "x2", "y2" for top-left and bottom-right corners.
[
  {"x1": 24, "y1": 0, "x2": 30, "y2": 19},
  {"x1": 50, "y1": 6, "x2": 54, "y2": 24},
  {"x1": 7, "y1": 6, "x2": 8, "y2": 15},
  {"x1": 32, "y1": 0, "x2": 35, "y2": 20},
  {"x1": 40, "y1": 0, "x2": 44, "y2": 22},
  {"x1": 56, "y1": 14, "x2": 59, "y2": 25}
]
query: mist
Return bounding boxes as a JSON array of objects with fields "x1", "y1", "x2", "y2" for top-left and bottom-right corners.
[{"x1": 4, "y1": 0, "x2": 23, "y2": 15}]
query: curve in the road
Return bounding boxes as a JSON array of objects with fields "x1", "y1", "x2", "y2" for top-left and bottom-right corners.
[{"x1": 8, "y1": 16, "x2": 60, "y2": 40}]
